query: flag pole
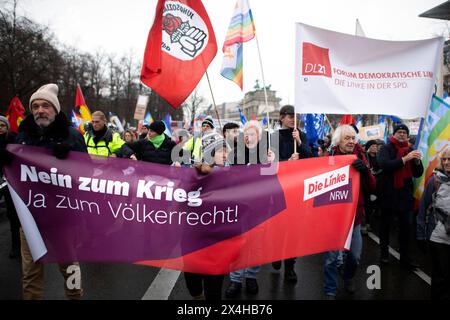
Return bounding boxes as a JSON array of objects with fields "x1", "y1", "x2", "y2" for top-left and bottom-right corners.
[
  {"x1": 205, "y1": 70, "x2": 223, "y2": 132},
  {"x1": 255, "y1": 34, "x2": 271, "y2": 148},
  {"x1": 325, "y1": 114, "x2": 334, "y2": 134}
]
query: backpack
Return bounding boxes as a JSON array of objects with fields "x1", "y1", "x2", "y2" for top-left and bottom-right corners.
[{"x1": 427, "y1": 174, "x2": 450, "y2": 235}]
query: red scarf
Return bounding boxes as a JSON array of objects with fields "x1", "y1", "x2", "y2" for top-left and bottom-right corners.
[{"x1": 389, "y1": 136, "x2": 413, "y2": 189}]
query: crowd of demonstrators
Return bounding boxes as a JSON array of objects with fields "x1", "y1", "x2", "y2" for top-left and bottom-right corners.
[
  {"x1": 1, "y1": 84, "x2": 447, "y2": 301},
  {"x1": 7, "y1": 84, "x2": 86, "y2": 300},
  {"x1": 323, "y1": 125, "x2": 376, "y2": 299},
  {"x1": 269, "y1": 105, "x2": 313, "y2": 283},
  {"x1": 417, "y1": 145, "x2": 450, "y2": 300},
  {"x1": 121, "y1": 120, "x2": 175, "y2": 165},
  {"x1": 0, "y1": 116, "x2": 20, "y2": 259},
  {"x1": 84, "y1": 111, "x2": 127, "y2": 157},
  {"x1": 378, "y1": 124, "x2": 424, "y2": 269}
]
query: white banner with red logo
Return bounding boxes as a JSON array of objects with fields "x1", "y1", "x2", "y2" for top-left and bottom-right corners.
[{"x1": 295, "y1": 23, "x2": 443, "y2": 119}]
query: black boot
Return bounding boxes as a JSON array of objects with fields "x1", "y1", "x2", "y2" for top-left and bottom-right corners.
[
  {"x1": 225, "y1": 281, "x2": 242, "y2": 299},
  {"x1": 245, "y1": 278, "x2": 259, "y2": 295},
  {"x1": 284, "y1": 268, "x2": 297, "y2": 283},
  {"x1": 272, "y1": 260, "x2": 281, "y2": 270}
]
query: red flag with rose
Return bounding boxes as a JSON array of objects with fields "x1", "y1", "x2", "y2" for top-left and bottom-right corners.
[{"x1": 140, "y1": 0, "x2": 217, "y2": 109}]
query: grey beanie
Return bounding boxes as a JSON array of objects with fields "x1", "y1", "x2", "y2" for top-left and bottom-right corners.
[
  {"x1": 0, "y1": 115, "x2": 9, "y2": 130},
  {"x1": 29, "y1": 83, "x2": 61, "y2": 113},
  {"x1": 202, "y1": 132, "x2": 230, "y2": 164}
]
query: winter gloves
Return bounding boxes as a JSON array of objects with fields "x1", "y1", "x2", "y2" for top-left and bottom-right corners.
[
  {"x1": 352, "y1": 158, "x2": 369, "y2": 175},
  {"x1": 52, "y1": 142, "x2": 71, "y2": 159}
]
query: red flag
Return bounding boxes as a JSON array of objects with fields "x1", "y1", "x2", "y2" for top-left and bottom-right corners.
[
  {"x1": 140, "y1": 0, "x2": 217, "y2": 109},
  {"x1": 74, "y1": 84, "x2": 92, "y2": 134},
  {"x1": 5, "y1": 96, "x2": 25, "y2": 133},
  {"x1": 340, "y1": 114, "x2": 356, "y2": 125}
]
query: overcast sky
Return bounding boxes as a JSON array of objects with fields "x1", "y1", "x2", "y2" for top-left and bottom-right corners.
[{"x1": 18, "y1": 0, "x2": 449, "y2": 108}]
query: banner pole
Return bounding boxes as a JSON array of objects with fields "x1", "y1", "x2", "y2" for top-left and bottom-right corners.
[
  {"x1": 255, "y1": 34, "x2": 271, "y2": 148},
  {"x1": 294, "y1": 113, "x2": 297, "y2": 154},
  {"x1": 205, "y1": 70, "x2": 223, "y2": 132}
]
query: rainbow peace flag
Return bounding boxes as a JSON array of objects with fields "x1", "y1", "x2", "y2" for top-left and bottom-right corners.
[
  {"x1": 414, "y1": 95, "x2": 450, "y2": 200},
  {"x1": 220, "y1": 0, "x2": 256, "y2": 90}
]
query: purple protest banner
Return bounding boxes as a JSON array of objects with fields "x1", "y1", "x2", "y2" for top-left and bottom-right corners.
[
  {"x1": 5, "y1": 144, "x2": 285, "y2": 264},
  {"x1": 5, "y1": 145, "x2": 359, "y2": 274}
]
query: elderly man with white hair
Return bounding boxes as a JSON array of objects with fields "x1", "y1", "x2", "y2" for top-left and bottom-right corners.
[{"x1": 323, "y1": 125, "x2": 376, "y2": 299}]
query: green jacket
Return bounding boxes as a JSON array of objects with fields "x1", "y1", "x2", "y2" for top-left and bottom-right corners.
[{"x1": 84, "y1": 129, "x2": 125, "y2": 157}]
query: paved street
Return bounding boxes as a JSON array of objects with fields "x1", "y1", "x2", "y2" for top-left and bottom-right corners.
[{"x1": 0, "y1": 202, "x2": 432, "y2": 300}]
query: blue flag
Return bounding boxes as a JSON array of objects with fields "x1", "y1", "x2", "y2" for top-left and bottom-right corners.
[
  {"x1": 304, "y1": 114, "x2": 325, "y2": 145},
  {"x1": 163, "y1": 114, "x2": 172, "y2": 137},
  {"x1": 389, "y1": 115, "x2": 402, "y2": 123},
  {"x1": 238, "y1": 107, "x2": 247, "y2": 124},
  {"x1": 262, "y1": 116, "x2": 268, "y2": 126}
]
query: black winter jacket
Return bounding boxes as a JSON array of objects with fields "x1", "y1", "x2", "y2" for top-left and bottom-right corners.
[
  {"x1": 270, "y1": 128, "x2": 312, "y2": 161},
  {"x1": 377, "y1": 141, "x2": 423, "y2": 211},
  {"x1": 125, "y1": 134, "x2": 175, "y2": 165},
  {"x1": 15, "y1": 113, "x2": 87, "y2": 153}
]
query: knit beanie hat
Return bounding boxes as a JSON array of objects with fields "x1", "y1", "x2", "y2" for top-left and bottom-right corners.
[
  {"x1": 29, "y1": 83, "x2": 61, "y2": 114},
  {"x1": 0, "y1": 115, "x2": 9, "y2": 130},
  {"x1": 149, "y1": 120, "x2": 166, "y2": 135},
  {"x1": 393, "y1": 123, "x2": 409, "y2": 136},
  {"x1": 365, "y1": 139, "x2": 378, "y2": 151},
  {"x1": 202, "y1": 132, "x2": 230, "y2": 163},
  {"x1": 202, "y1": 116, "x2": 215, "y2": 129}
]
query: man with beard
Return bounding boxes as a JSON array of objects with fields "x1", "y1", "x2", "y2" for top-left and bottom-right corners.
[{"x1": 13, "y1": 83, "x2": 86, "y2": 299}]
